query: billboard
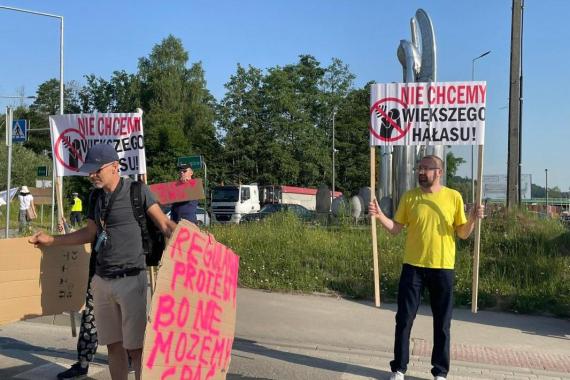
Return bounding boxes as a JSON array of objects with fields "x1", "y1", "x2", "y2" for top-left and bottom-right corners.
[{"x1": 483, "y1": 174, "x2": 532, "y2": 200}]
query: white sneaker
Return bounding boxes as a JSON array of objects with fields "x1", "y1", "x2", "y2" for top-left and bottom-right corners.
[
  {"x1": 434, "y1": 376, "x2": 447, "y2": 380},
  {"x1": 390, "y1": 371, "x2": 405, "y2": 380}
]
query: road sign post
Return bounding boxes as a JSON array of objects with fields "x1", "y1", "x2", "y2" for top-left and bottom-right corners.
[
  {"x1": 5, "y1": 108, "x2": 13, "y2": 238},
  {"x1": 177, "y1": 155, "x2": 207, "y2": 208},
  {"x1": 177, "y1": 155, "x2": 202, "y2": 170},
  {"x1": 37, "y1": 166, "x2": 49, "y2": 177}
]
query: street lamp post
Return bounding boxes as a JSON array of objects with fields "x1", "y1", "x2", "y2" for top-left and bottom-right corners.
[
  {"x1": 544, "y1": 169, "x2": 548, "y2": 217},
  {"x1": 1, "y1": 5, "x2": 64, "y2": 233},
  {"x1": 332, "y1": 107, "x2": 337, "y2": 203},
  {"x1": 471, "y1": 50, "x2": 491, "y2": 204}
]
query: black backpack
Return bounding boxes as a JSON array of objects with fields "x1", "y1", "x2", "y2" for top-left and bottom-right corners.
[
  {"x1": 130, "y1": 181, "x2": 165, "y2": 267},
  {"x1": 89, "y1": 180, "x2": 166, "y2": 267}
]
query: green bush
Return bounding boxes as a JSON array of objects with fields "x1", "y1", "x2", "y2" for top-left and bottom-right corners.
[{"x1": 210, "y1": 210, "x2": 570, "y2": 317}]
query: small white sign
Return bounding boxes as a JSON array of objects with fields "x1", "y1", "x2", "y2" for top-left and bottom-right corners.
[{"x1": 35, "y1": 180, "x2": 53, "y2": 189}]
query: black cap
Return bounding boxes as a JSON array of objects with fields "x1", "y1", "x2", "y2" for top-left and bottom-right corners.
[
  {"x1": 177, "y1": 163, "x2": 192, "y2": 170},
  {"x1": 79, "y1": 144, "x2": 119, "y2": 173}
]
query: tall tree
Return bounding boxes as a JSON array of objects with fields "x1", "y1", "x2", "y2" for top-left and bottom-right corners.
[
  {"x1": 333, "y1": 84, "x2": 371, "y2": 194},
  {"x1": 137, "y1": 35, "x2": 219, "y2": 183},
  {"x1": 446, "y1": 152, "x2": 469, "y2": 201},
  {"x1": 219, "y1": 64, "x2": 278, "y2": 184},
  {"x1": 24, "y1": 79, "x2": 81, "y2": 155},
  {"x1": 262, "y1": 55, "x2": 330, "y2": 186}
]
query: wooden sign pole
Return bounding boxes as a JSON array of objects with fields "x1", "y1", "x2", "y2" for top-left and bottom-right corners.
[
  {"x1": 471, "y1": 144, "x2": 485, "y2": 313},
  {"x1": 55, "y1": 175, "x2": 77, "y2": 337},
  {"x1": 370, "y1": 146, "x2": 381, "y2": 307}
]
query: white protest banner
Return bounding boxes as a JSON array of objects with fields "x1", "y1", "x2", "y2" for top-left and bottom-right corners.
[
  {"x1": 49, "y1": 112, "x2": 146, "y2": 176},
  {"x1": 370, "y1": 81, "x2": 486, "y2": 146},
  {"x1": 142, "y1": 220, "x2": 240, "y2": 380}
]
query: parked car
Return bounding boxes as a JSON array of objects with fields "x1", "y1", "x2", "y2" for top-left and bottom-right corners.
[
  {"x1": 196, "y1": 207, "x2": 210, "y2": 226},
  {"x1": 241, "y1": 203, "x2": 314, "y2": 222},
  {"x1": 162, "y1": 204, "x2": 210, "y2": 226}
]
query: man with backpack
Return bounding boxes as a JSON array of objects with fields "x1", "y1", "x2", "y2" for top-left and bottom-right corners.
[{"x1": 30, "y1": 144, "x2": 175, "y2": 380}]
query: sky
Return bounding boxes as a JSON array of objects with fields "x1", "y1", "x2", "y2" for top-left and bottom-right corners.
[{"x1": 0, "y1": 0, "x2": 568, "y2": 192}]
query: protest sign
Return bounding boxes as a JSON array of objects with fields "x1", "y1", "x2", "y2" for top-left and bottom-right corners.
[
  {"x1": 29, "y1": 187, "x2": 53, "y2": 205},
  {"x1": 0, "y1": 238, "x2": 90, "y2": 326},
  {"x1": 370, "y1": 81, "x2": 487, "y2": 146},
  {"x1": 49, "y1": 112, "x2": 146, "y2": 176},
  {"x1": 142, "y1": 220, "x2": 240, "y2": 380},
  {"x1": 149, "y1": 179, "x2": 206, "y2": 205}
]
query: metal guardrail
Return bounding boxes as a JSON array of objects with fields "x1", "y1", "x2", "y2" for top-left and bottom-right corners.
[{"x1": 485, "y1": 198, "x2": 570, "y2": 205}]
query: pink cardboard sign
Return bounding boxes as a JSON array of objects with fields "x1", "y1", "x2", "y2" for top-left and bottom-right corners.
[
  {"x1": 149, "y1": 179, "x2": 206, "y2": 205},
  {"x1": 142, "y1": 220, "x2": 240, "y2": 380}
]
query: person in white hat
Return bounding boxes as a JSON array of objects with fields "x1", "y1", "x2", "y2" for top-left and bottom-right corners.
[{"x1": 18, "y1": 186, "x2": 36, "y2": 233}]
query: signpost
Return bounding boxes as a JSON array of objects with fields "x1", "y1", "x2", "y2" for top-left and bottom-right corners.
[
  {"x1": 37, "y1": 166, "x2": 49, "y2": 177},
  {"x1": 177, "y1": 155, "x2": 208, "y2": 208},
  {"x1": 177, "y1": 155, "x2": 202, "y2": 170},
  {"x1": 5, "y1": 108, "x2": 13, "y2": 238}
]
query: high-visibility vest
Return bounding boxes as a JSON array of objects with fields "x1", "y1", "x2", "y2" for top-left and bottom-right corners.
[{"x1": 71, "y1": 197, "x2": 83, "y2": 212}]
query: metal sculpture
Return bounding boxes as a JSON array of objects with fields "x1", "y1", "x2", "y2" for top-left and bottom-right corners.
[{"x1": 380, "y1": 9, "x2": 444, "y2": 213}]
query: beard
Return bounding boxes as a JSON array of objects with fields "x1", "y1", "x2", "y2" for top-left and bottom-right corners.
[
  {"x1": 418, "y1": 175, "x2": 434, "y2": 188},
  {"x1": 90, "y1": 179, "x2": 104, "y2": 189}
]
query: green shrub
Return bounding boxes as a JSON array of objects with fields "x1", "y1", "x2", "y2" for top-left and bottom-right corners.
[{"x1": 210, "y1": 210, "x2": 570, "y2": 317}]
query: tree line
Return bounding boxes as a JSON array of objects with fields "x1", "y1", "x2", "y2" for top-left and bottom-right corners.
[{"x1": 1, "y1": 34, "x2": 469, "y2": 199}]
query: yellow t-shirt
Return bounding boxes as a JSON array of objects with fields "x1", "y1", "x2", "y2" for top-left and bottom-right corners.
[
  {"x1": 71, "y1": 197, "x2": 83, "y2": 212},
  {"x1": 394, "y1": 186, "x2": 467, "y2": 269}
]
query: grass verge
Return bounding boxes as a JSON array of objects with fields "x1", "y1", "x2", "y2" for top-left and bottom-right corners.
[{"x1": 210, "y1": 210, "x2": 570, "y2": 317}]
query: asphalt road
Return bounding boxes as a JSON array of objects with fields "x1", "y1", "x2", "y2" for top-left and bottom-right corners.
[{"x1": 1, "y1": 288, "x2": 569, "y2": 379}]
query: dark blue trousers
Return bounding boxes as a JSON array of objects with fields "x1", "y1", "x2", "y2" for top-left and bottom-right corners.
[{"x1": 390, "y1": 264, "x2": 454, "y2": 378}]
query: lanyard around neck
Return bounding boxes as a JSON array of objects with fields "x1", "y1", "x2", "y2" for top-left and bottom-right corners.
[{"x1": 99, "y1": 177, "x2": 124, "y2": 229}]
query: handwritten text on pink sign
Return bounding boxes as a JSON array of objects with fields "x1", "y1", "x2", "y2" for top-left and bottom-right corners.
[
  {"x1": 149, "y1": 180, "x2": 204, "y2": 205},
  {"x1": 146, "y1": 226, "x2": 239, "y2": 379}
]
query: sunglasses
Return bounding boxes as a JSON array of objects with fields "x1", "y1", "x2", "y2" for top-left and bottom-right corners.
[{"x1": 415, "y1": 166, "x2": 441, "y2": 172}]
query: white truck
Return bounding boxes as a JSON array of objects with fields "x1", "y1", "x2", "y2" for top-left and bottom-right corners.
[
  {"x1": 211, "y1": 184, "x2": 342, "y2": 223},
  {"x1": 260, "y1": 185, "x2": 341, "y2": 211},
  {"x1": 211, "y1": 184, "x2": 260, "y2": 224}
]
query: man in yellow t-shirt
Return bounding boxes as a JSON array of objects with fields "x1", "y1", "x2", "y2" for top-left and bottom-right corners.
[
  {"x1": 70, "y1": 192, "x2": 83, "y2": 227},
  {"x1": 369, "y1": 155, "x2": 484, "y2": 380}
]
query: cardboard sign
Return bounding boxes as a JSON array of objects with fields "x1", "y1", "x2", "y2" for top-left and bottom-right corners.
[
  {"x1": 29, "y1": 187, "x2": 53, "y2": 205},
  {"x1": 369, "y1": 81, "x2": 487, "y2": 146},
  {"x1": 149, "y1": 179, "x2": 206, "y2": 205},
  {"x1": 142, "y1": 220, "x2": 239, "y2": 380},
  {"x1": 0, "y1": 238, "x2": 90, "y2": 326},
  {"x1": 49, "y1": 112, "x2": 146, "y2": 176}
]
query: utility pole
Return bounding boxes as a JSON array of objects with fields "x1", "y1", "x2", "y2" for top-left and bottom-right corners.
[{"x1": 506, "y1": 0, "x2": 523, "y2": 209}]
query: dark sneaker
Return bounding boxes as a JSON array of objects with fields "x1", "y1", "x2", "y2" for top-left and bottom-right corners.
[{"x1": 57, "y1": 362, "x2": 88, "y2": 379}]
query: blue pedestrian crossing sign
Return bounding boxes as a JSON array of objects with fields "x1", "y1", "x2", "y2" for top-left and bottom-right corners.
[{"x1": 12, "y1": 119, "x2": 28, "y2": 143}]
